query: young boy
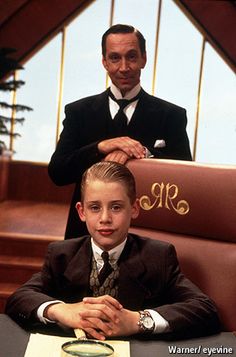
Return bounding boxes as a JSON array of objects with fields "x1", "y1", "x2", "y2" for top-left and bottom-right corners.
[{"x1": 6, "y1": 161, "x2": 220, "y2": 340}]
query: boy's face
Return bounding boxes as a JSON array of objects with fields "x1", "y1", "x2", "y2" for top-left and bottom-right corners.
[{"x1": 76, "y1": 179, "x2": 139, "y2": 251}]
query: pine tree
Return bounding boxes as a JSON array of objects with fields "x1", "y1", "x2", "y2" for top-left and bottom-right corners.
[{"x1": 0, "y1": 48, "x2": 33, "y2": 154}]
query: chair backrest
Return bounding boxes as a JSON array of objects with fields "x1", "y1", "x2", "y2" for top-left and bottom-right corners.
[{"x1": 127, "y1": 159, "x2": 236, "y2": 331}]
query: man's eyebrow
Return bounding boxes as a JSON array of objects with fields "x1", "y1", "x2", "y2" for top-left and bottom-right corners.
[
  {"x1": 108, "y1": 51, "x2": 119, "y2": 56},
  {"x1": 108, "y1": 49, "x2": 138, "y2": 55}
]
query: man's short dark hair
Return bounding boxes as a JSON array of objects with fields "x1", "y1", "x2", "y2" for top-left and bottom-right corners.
[{"x1": 102, "y1": 24, "x2": 146, "y2": 57}]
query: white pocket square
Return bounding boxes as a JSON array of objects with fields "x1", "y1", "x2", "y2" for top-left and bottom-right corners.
[{"x1": 154, "y1": 139, "x2": 166, "y2": 148}]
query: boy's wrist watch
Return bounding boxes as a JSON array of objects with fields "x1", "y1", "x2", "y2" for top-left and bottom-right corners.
[{"x1": 138, "y1": 310, "x2": 155, "y2": 333}]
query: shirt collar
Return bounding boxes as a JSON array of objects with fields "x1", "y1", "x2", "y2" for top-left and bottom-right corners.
[
  {"x1": 110, "y1": 83, "x2": 141, "y2": 100},
  {"x1": 91, "y1": 237, "x2": 127, "y2": 265}
]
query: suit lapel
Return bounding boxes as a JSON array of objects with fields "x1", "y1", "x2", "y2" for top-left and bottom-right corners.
[
  {"x1": 118, "y1": 236, "x2": 151, "y2": 310},
  {"x1": 127, "y1": 90, "x2": 163, "y2": 147},
  {"x1": 89, "y1": 89, "x2": 113, "y2": 139},
  {"x1": 128, "y1": 90, "x2": 153, "y2": 128},
  {"x1": 63, "y1": 238, "x2": 92, "y2": 296}
]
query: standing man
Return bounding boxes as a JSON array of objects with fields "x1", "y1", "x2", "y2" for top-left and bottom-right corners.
[{"x1": 48, "y1": 24, "x2": 192, "y2": 239}]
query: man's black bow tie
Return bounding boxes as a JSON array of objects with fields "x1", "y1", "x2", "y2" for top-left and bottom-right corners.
[
  {"x1": 109, "y1": 90, "x2": 141, "y2": 109},
  {"x1": 108, "y1": 90, "x2": 142, "y2": 135}
]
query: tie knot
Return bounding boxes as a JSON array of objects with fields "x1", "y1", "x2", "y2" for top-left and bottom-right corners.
[
  {"x1": 116, "y1": 99, "x2": 133, "y2": 110},
  {"x1": 101, "y1": 251, "x2": 110, "y2": 263},
  {"x1": 109, "y1": 89, "x2": 141, "y2": 110}
]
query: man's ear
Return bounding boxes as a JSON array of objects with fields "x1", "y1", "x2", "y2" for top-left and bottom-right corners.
[
  {"x1": 76, "y1": 202, "x2": 86, "y2": 222},
  {"x1": 102, "y1": 56, "x2": 108, "y2": 71},
  {"x1": 131, "y1": 198, "x2": 140, "y2": 219},
  {"x1": 141, "y1": 52, "x2": 147, "y2": 69}
]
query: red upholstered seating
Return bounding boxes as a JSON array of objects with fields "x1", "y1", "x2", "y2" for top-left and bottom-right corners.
[{"x1": 127, "y1": 159, "x2": 236, "y2": 332}]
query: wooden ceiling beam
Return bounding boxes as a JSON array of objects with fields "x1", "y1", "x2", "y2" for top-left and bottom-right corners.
[
  {"x1": 0, "y1": 0, "x2": 94, "y2": 65},
  {"x1": 174, "y1": 0, "x2": 236, "y2": 72}
]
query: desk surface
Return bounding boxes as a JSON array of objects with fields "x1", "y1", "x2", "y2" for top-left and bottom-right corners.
[{"x1": 1, "y1": 314, "x2": 235, "y2": 357}]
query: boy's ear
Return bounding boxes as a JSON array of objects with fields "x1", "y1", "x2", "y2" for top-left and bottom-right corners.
[
  {"x1": 131, "y1": 198, "x2": 140, "y2": 219},
  {"x1": 76, "y1": 202, "x2": 86, "y2": 222}
]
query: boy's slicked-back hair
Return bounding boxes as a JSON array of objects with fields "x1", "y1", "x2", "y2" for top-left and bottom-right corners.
[
  {"x1": 102, "y1": 24, "x2": 146, "y2": 56},
  {"x1": 81, "y1": 161, "x2": 136, "y2": 204}
]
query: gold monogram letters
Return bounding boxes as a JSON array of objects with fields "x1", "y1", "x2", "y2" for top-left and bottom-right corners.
[{"x1": 139, "y1": 182, "x2": 190, "y2": 215}]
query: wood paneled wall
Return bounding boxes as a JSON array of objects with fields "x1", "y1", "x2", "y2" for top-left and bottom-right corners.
[{"x1": 6, "y1": 160, "x2": 73, "y2": 203}]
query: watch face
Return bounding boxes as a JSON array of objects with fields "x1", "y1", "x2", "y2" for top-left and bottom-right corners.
[{"x1": 143, "y1": 316, "x2": 154, "y2": 329}]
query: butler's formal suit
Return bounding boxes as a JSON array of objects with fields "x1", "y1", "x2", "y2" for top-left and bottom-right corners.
[
  {"x1": 48, "y1": 89, "x2": 192, "y2": 238},
  {"x1": 6, "y1": 235, "x2": 219, "y2": 337}
]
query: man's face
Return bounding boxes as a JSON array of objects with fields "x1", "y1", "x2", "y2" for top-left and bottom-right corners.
[
  {"x1": 102, "y1": 33, "x2": 147, "y2": 96},
  {"x1": 76, "y1": 179, "x2": 139, "y2": 251}
]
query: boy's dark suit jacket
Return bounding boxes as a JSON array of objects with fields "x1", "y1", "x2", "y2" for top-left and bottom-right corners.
[
  {"x1": 48, "y1": 89, "x2": 192, "y2": 238},
  {"x1": 6, "y1": 235, "x2": 219, "y2": 337}
]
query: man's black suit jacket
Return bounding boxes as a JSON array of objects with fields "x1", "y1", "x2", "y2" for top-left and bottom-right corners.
[
  {"x1": 6, "y1": 234, "x2": 219, "y2": 337},
  {"x1": 48, "y1": 89, "x2": 192, "y2": 238}
]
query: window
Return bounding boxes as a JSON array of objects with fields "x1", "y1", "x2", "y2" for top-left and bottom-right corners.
[
  {"x1": 10, "y1": 0, "x2": 235, "y2": 166},
  {"x1": 196, "y1": 43, "x2": 236, "y2": 165},
  {"x1": 155, "y1": 0, "x2": 202, "y2": 156},
  {"x1": 13, "y1": 35, "x2": 61, "y2": 162}
]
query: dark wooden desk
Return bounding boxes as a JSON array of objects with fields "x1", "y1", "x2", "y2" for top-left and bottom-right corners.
[{"x1": 1, "y1": 314, "x2": 235, "y2": 357}]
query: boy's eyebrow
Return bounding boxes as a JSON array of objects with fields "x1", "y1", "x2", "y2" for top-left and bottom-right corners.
[
  {"x1": 85, "y1": 200, "x2": 100, "y2": 204},
  {"x1": 110, "y1": 200, "x2": 125, "y2": 204},
  {"x1": 85, "y1": 200, "x2": 125, "y2": 204}
]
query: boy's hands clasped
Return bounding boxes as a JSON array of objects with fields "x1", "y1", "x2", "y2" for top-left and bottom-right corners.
[{"x1": 45, "y1": 295, "x2": 140, "y2": 340}]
